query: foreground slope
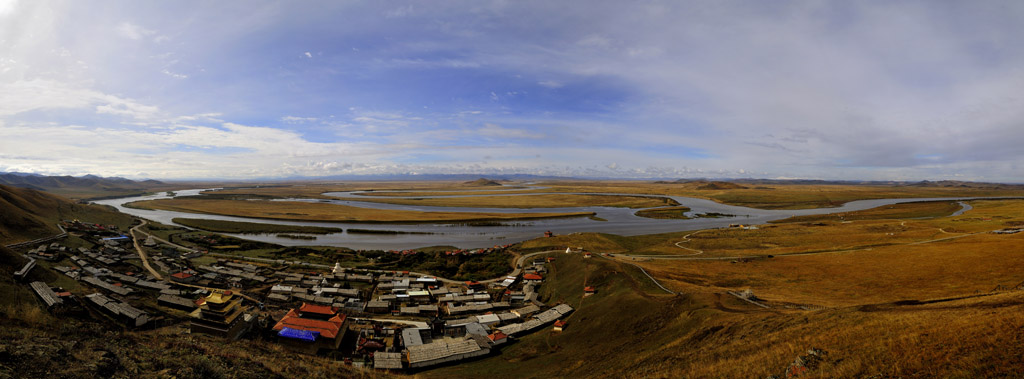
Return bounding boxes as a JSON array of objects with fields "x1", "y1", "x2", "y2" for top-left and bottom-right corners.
[{"x1": 429, "y1": 200, "x2": 1024, "y2": 378}]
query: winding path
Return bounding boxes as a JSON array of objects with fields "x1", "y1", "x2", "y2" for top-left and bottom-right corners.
[{"x1": 129, "y1": 219, "x2": 163, "y2": 280}]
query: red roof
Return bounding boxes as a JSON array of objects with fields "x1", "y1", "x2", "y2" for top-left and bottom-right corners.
[
  {"x1": 273, "y1": 309, "x2": 347, "y2": 339},
  {"x1": 299, "y1": 303, "x2": 338, "y2": 315},
  {"x1": 465, "y1": 281, "x2": 481, "y2": 286},
  {"x1": 523, "y1": 274, "x2": 543, "y2": 280},
  {"x1": 488, "y1": 331, "x2": 508, "y2": 341},
  {"x1": 584, "y1": 286, "x2": 596, "y2": 292},
  {"x1": 171, "y1": 272, "x2": 193, "y2": 279},
  {"x1": 554, "y1": 320, "x2": 567, "y2": 327}
]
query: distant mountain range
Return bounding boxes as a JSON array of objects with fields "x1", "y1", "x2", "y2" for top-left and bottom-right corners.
[{"x1": 0, "y1": 173, "x2": 165, "y2": 200}]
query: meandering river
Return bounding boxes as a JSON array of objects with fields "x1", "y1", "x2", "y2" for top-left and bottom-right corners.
[{"x1": 94, "y1": 188, "x2": 992, "y2": 250}]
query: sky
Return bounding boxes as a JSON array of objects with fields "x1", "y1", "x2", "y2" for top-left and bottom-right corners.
[{"x1": 1, "y1": 1, "x2": 1023, "y2": 182}]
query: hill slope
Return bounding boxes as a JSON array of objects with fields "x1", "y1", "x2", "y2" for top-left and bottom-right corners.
[
  {"x1": 0, "y1": 184, "x2": 134, "y2": 245},
  {"x1": 0, "y1": 173, "x2": 165, "y2": 200},
  {"x1": 463, "y1": 178, "x2": 503, "y2": 187},
  {"x1": 427, "y1": 251, "x2": 1024, "y2": 378}
]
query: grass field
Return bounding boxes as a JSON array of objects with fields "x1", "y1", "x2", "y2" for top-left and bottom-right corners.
[
  {"x1": 203, "y1": 180, "x2": 1024, "y2": 210},
  {"x1": 427, "y1": 210, "x2": 1024, "y2": 378},
  {"x1": 171, "y1": 218, "x2": 344, "y2": 234},
  {"x1": 126, "y1": 198, "x2": 593, "y2": 223},
  {"x1": 340, "y1": 193, "x2": 678, "y2": 209},
  {"x1": 520, "y1": 180, "x2": 1024, "y2": 209},
  {"x1": 633, "y1": 200, "x2": 1024, "y2": 307},
  {"x1": 771, "y1": 200, "x2": 964, "y2": 223}
]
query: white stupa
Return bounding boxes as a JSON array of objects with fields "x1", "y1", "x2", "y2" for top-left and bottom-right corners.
[
  {"x1": 566, "y1": 247, "x2": 572, "y2": 254},
  {"x1": 332, "y1": 262, "x2": 342, "y2": 275}
]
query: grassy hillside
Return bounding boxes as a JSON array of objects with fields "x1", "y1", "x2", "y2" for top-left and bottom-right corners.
[
  {"x1": 427, "y1": 250, "x2": 1024, "y2": 378},
  {"x1": 0, "y1": 184, "x2": 135, "y2": 245},
  {"x1": 0, "y1": 173, "x2": 169, "y2": 200},
  {"x1": 432, "y1": 199, "x2": 1024, "y2": 377}
]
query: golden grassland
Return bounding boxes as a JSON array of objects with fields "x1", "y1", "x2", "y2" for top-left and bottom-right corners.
[
  {"x1": 426, "y1": 250, "x2": 1024, "y2": 378},
  {"x1": 206, "y1": 180, "x2": 1024, "y2": 210},
  {"x1": 126, "y1": 198, "x2": 592, "y2": 223},
  {"x1": 647, "y1": 291, "x2": 1024, "y2": 378},
  {"x1": 531, "y1": 180, "x2": 1024, "y2": 209},
  {"x1": 643, "y1": 232, "x2": 1024, "y2": 307},
  {"x1": 352, "y1": 189, "x2": 546, "y2": 197},
  {"x1": 339, "y1": 193, "x2": 678, "y2": 209},
  {"x1": 635, "y1": 200, "x2": 1024, "y2": 307},
  {"x1": 772, "y1": 200, "x2": 965, "y2": 223},
  {"x1": 633, "y1": 205, "x2": 692, "y2": 219},
  {"x1": 207, "y1": 181, "x2": 536, "y2": 199}
]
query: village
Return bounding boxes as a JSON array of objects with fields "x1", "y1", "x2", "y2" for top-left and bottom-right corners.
[{"x1": 14, "y1": 219, "x2": 583, "y2": 372}]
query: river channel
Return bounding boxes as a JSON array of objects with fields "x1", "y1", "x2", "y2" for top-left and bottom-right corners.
[{"x1": 94, "y1": 188, "x2": 992, "y2": 250}]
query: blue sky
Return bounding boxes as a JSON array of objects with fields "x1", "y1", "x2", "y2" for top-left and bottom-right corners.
[{"x1": 1, "y1": 1, "x2": 1023, "y2": 181}]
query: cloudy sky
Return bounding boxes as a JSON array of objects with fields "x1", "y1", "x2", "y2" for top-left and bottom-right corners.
[{"x1": 1, "y1": 1, "x2": 1023, "y2": 181}]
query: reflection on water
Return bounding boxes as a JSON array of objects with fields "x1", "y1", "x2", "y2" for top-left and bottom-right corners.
[{"x1": 94, "y1": 188, "x2": 994, "y2": 250}]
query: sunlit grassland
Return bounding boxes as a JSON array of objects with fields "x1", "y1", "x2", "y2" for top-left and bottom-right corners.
[
  {"x1": 637, "y1": 200, "x2": 1024, "y2": 307},
  {"x1": 772, "y1": 200, "x2": 964, "y2": 223},
  {"x1": 126, "y1": 198, "x2": 593, "y2": 223},
  {"x1": 336, "y1": 193, "x2": 678, "y2": 209},
  {"x1": 532, "y1": 181, "x2": 1024, "y2": 209},
  {"x1": 633, "y1": 205, "x2": 692, "y2": 219},
  {"x1": 207, "y1": 181, "x2": 534, "y2": 199},
  {"x1": 207, "y1": 180, "x2": 1024, "y2": 210},
  {"x1": 654, "y1": 291, "x2": 1024, "y2": 378}
]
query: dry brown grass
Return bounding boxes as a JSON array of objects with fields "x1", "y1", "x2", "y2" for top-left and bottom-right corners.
[
  {"x1": 208, "y1": 180, "x2": 1024, "y2": 209},
  {"x1": 533, "y1": 180, "x2": 1024, "y2": 209},
  {"x1": 643, "y1": 231, "x2": 1024, "y2": 307},
  {"x1": 654, "y1": 291, "x2": 1024, "y2": 378},
  {"x1": 772, "y1": 200, "x2": 964, "y2": 223},
  {"x1": 636, "y1": 200, "x2": 1024, "y2": 307},
  {"x1": 340, "y1": 193, "x2": 677, "y2": 209},
  {"x1": 209, "y1": 181, "x2": 535, "y2": 199},
  {"x1": 127, "y1": 198, "x2": 592, "y2": 223}
]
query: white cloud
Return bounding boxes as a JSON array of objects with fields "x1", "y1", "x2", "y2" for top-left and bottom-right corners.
[
  {"x1": 281, "y1": 116, "x2": 318, "y2": 124},
  {"x1": 478, "y1": 123, "x2": 542, "y2": 140},
  {"x1": 304, "y1": 51, "x2": 312, "y2": 58},
  {"x1": 537, "y1": 80, "x2": 563, "y2": 88},
  {"x1": 0, "y1": 0, "x2": 17, "y2": 17},
  {"x1": 0, "y1": 80, "x2": 161, "y2": 121},
  {"x1": 160, "y1": 69, "x2": 188, "y2": 79},
  {"x1": 116, "y1": 22, "x2": 155, "y2": 40},
  {"x1": 385, "y1": 5, "x2": 414, "y2": 18}
]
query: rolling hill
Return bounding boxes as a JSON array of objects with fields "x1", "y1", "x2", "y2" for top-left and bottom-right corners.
[
  {"x1": 0, "y1": 173, "x2": 166, "y2": 200},
  {"x1": 463, "y1": 178, "x2": 504, "y2": 187}
]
